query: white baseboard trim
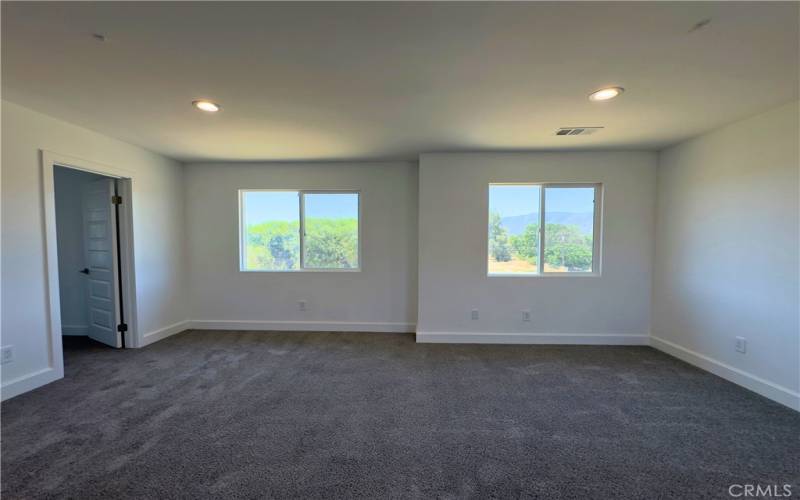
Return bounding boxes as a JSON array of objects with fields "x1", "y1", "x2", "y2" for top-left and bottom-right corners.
[
  {"x1": 61, "y1": 324, "x2": 89, "y2": 336},
  {"x1": 651, "y1": 335, "x2": 800, "y2": 412},
  {"x1": 416, "y1": 332, "x2": 650, "y2": 345},
  {"x1": 141, "y1": 320, "x2": 192, "y2": 347},
  {"x1": 1, "y1": 367, "x2": 62, "y2": 401},
  {"x1": 190, "y1": 320, "x2": 416, "y2": 333}
]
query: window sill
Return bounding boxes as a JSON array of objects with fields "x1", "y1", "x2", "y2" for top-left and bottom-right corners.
[
  {"x1": 240, "y1": 268, "x2": 361, "y2": 273},
  {"x1": 487, "y1": 272, "x2": 601, "y2": 278}
]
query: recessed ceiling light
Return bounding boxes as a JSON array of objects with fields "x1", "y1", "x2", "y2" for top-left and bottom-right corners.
[
  {"x1": 192, "y1": 100, "x2": 221, "y2": 112},
  {"x1": 588, "y1": 87, "x2": 624, "y2": 102}
]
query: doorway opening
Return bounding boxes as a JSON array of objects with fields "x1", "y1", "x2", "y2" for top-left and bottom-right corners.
[
  {"x1": 53, "y1": 166, "x2": 128, "y2": 349},
  {"x1": 41, "y1": 150, "x2": 139, "y2": 385}
]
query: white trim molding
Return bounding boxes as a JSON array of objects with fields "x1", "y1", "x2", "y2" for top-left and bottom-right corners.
[
  {"x1": 416, "y1": 332, "x2": 649, "y2": 345},
  {"x1": 1, "y1": 368, "x2": 61, "y2": 402},
  {"x1": 651, "y1": 335, "x2": 800, "y2": 412},
  {"x1": 141, "y1": 320, "x2": 193, "y2": 347},
  {"x1": 191, "y1": 320, "x2": 415, "y2": 333}
]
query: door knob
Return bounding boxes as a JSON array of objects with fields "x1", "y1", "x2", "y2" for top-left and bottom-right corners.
[{"x1": 79, "y1": 268, "x2": 90, "y2": 275}]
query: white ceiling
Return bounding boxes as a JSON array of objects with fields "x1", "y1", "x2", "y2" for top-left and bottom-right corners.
[{"x1": 2, "y1": 2, "x2": 797, "y2": 162}]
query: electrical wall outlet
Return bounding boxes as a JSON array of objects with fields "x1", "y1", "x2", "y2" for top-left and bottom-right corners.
[
  {"x1": 0, "y1": 346, "x2": 14, "y2": 365},
  {"x1": 735, "y1": 337, "x2": 747, "y2": 354},
  {"x1": 471, "y1": 309, "x2": 479, "y2": 320},
  {"x1": 298, "y1": 300, "x2": 307, "y2": 312},
  {"x1": 522, "y1": 310, "x2": 531, "y2": 322}
]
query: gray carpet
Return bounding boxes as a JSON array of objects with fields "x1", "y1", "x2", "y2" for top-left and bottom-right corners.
[{"x1": 2, "y1": 331, "x2": 798, "y2": 499}]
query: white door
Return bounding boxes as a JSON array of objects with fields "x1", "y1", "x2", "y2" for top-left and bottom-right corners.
[{"x1": 82, "y1": 178, "x2": 122, "y2": 348}]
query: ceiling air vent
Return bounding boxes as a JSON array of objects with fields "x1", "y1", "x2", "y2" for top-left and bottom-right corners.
[{"x1": 555, "y1": 127, "x2": 603, "y2": 136}]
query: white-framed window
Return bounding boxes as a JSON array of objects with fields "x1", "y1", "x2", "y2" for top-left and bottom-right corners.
[
  {"x1": 487, "y1": 183, "x2": 602, "y2": 276},
  {"x1": 239, "y1": 190, "x2": 360, "y2": 272}
]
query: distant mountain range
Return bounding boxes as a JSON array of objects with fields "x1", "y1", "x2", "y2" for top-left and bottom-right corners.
[{"x1": 501, "y1": 212, "x2": 593, "y2": 235}]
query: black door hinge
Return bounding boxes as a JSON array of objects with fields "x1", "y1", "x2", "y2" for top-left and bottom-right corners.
[
  {"x1": 111, "y1": 195, "x2": 122, "y2": 205},
  {"x1": 117, "y1": 323, "x2": 128, "y2": 333}
]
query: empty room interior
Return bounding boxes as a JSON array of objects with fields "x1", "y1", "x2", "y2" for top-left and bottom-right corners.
[{"x1": 1, "y1": 1, "x2": 799, "y2": 498}]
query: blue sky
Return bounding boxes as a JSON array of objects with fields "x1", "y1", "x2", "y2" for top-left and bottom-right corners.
[
  {"x1": 489, "y1": 185, "x2": 594, "y2": 216},
  {"x1": 244, "y1": 191, "x2": 358, "y2": 224},
  {"x1": 244, "y1": 187, "x2": 589, "y2": 224}
]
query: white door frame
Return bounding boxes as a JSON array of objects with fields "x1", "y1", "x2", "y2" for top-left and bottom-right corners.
[{"x1": 41, "y1": 150, "x2": 140, "y2": 375}]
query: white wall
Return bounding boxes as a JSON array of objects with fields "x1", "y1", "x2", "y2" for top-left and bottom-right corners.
[
  {"x1": 417, "y1": 152, "x2": 657, "y2": 342},
  {"x1": 53, "y1": 166, "x2": 106, "y2": 335},
  {"x1": 184, "y1": 161, "x2": 418, "y2": 331},
  {"x1": 1, "y1": 100, "x2": 188, "y2": 398},
  {"x1": 652, "y1": 101, "x2": 799, "y2": 409}
]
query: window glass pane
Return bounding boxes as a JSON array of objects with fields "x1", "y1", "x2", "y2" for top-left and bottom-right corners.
[
  {"x1": 303, "y1": 193, "x2": 359, "y2": 269},
  {"x1": 488, "y1": 185, "x2": 540, "y2": 274},
  {"x1": 544, "y1": 187, "x2": 595, "y2": 272},
  {"x1": 242, "y1": 191, "x2": 300, "y2": 270}
]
